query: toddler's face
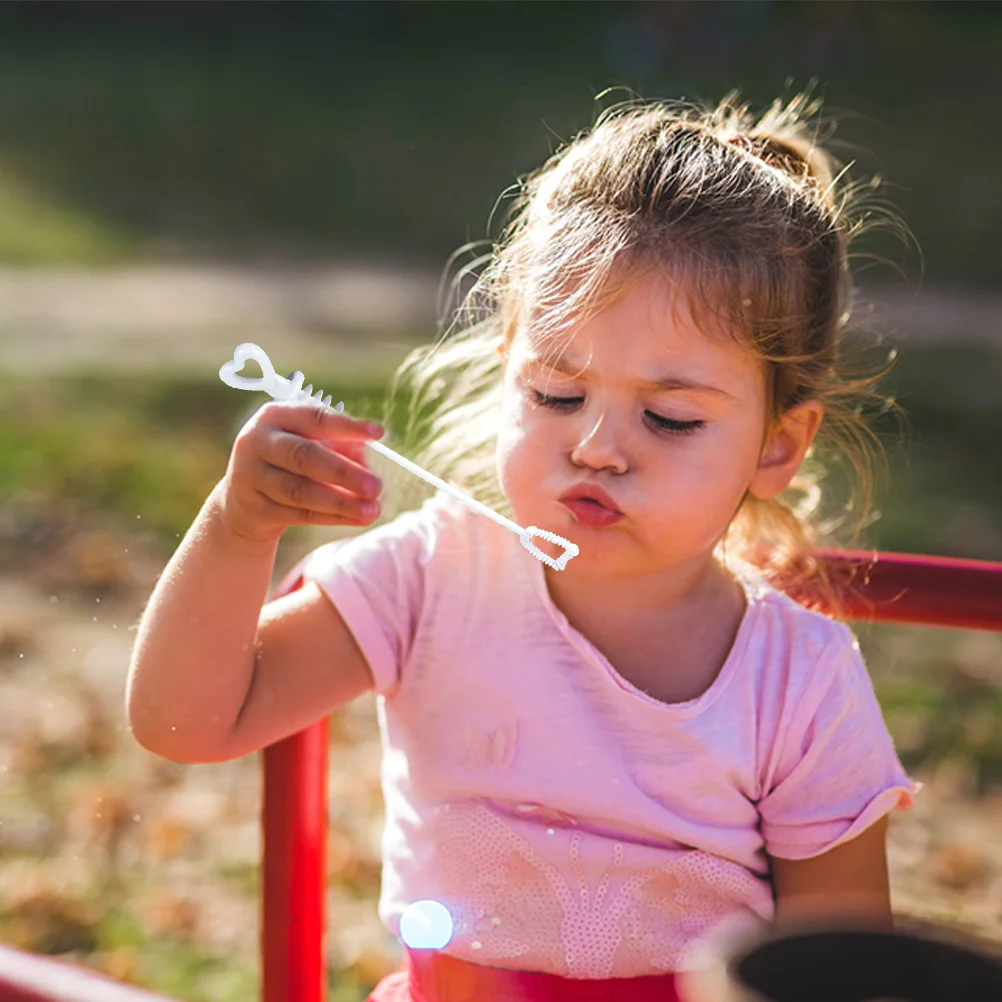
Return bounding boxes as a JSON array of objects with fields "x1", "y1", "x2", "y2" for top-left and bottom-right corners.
[{"x1": 495, "y1": 273, "x2": 776, "y2": 581}]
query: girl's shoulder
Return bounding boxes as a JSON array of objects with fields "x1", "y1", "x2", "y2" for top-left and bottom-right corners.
[{"x1": 730, "y1": 556, "x2": 863, "y2": 674}]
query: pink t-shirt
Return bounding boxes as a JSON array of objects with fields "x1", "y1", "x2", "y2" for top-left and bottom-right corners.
[{"x1": 302, "y1": 490, "x2": 920, "y2": 978}]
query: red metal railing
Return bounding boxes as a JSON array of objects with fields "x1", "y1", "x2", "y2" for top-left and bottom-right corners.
[
  {"x1": 261, "y1": 711, "x2": 329, "y2": 1002},
  {"x1": 794, "y1": 548, "x2": 1002, "y2": 632},
  {"x1": 3, "y1": 549, "x2": 1001, "y2": 1002},
  {"x1": 0, "y1": 943, "x2": 181, "y2": 1002},
  {"x1": 261, "y1": 560, "x2": 327, "y2": 1002}
]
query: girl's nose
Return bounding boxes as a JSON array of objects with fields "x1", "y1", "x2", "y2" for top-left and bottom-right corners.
[{"x1": 568, "y1": 409, "x2": 630, "y2": 474}]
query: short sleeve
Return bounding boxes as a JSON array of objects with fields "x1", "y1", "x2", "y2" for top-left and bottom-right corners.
[
  {"x1": 301, "y1": 499, "x2": 439, "y2": 698},
  {"x1": 758, "y1": 622, "x2": 922, "y2": 860}
]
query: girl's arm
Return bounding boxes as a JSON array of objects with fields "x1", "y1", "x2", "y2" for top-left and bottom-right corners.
[
  {"x1": 126, "y1": 480, "x2": 282, "y2": 762},
  {"x1": 768, "y1": 816, "x2": 893, "y2": 930}
]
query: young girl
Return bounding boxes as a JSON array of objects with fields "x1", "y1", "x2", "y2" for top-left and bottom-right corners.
[{"x1": 127, "y1": 92, "x2": 921, "y2": 1002}]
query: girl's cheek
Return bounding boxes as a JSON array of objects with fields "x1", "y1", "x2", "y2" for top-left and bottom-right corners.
[
  {"x1": 504, "y1": 402, "x2": 547, "y2": 447},
  {"x1": 501, "y1": 391, "x2": 535, "y2": 432},
  {"x1": 495, "y1": 421, "x2": 538, "y2": 484},
  {"x1": 496, "y1": 410, "x2": 529, "y2": 455}
]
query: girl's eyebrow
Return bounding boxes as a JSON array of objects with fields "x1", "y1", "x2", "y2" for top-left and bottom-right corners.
[{"x1": 526, "y1": 353, "x2": 737, "y2": 399}]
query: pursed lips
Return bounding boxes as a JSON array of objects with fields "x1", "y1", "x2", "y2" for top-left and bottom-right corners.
[{"x1": 559, "y1": 488, "x2": 622, "y2": 514}]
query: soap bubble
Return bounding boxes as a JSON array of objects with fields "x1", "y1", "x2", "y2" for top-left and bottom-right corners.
[{"x1": 399, "y1": 899, "x2": 454, "y2": 950}]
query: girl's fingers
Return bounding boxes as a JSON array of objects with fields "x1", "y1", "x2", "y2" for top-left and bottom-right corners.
[
  {"x1": 258, "y1": 465, "x2": 380, "y2": 522},
  {"x1": 264, "y1": 398, "x2": 384, "y2": 443},
  {"x1": 266, "y1": 430, "x2": 382, "y2": 500},
  {"x1": 335, "y1": 438, "x2": 371, "y2": 465}
]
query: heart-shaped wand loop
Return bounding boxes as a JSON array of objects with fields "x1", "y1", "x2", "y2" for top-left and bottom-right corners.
[
  {"x1": 219, "y1": 343, "x2": 279, "y2": 393},
  {"x1": 218, "y1": 344, "x2": 580, "y2": 570},
  {"x1": 220, "y1": 343, "x2": 339, "y2": 406},
  {"x1": 519, "y1": 527, "x2": 579, "y2": 572}
]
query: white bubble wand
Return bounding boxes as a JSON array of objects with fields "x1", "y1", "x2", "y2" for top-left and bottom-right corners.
[{"x1": 219, "y1": 343, "x2": 579, "y2": 571}]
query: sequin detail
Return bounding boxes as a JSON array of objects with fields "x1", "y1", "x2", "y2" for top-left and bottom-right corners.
[{"x1": 418, "y1": 800, "x2": 769, "y2": 979}]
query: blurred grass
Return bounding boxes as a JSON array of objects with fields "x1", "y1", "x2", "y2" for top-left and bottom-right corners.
[
  {"x1": 0, "y1": 363, "x2": 405, "y2": 1000},
  {"x1": 0, "y1": 365, "x2": 390, "y2": 545},
  {"x1": 0, "y1": 167, "x2": 137, "y2": 265},
  {"x1": 851, "y1": 342, "x2": 1002, "y2": 562}
]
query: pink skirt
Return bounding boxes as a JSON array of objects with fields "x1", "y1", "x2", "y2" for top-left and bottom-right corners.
[{"x1": 366, "y1": 948, "x2": 682, "y2": 1002}]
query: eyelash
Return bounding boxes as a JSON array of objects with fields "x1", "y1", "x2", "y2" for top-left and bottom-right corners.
[{"x1": 530, "y1": 390, "x2": 706, "y2": 436}]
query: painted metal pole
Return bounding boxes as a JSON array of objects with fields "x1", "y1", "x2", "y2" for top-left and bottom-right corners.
[{"x1": 262, "y1": 564, "x2": 328, "y2": 1002}]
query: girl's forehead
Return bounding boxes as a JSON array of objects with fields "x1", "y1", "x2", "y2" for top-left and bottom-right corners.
[
  {"x1": 506, "y1": 281, "x2": 771, "y2": 408},
  {"x1": 513, "y1": 274, "x2": 755, "y2": 373}
]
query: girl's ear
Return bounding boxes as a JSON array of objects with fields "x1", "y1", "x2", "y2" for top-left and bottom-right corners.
[{"x1": 747, "y1": 400, "x2": 824, "y2": 500}]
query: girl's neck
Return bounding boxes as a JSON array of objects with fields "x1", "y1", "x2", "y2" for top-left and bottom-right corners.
[
  {"x1": 543, "y1": 552, "x2": 743, "y2": 640},
  {"x1": 543, "y1": 554, "x2": 748, "y2": 705}
]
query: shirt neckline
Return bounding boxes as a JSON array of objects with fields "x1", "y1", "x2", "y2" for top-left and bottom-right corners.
[{"x1": 527, "y1": 544, "x2": 766, "y2": 717}]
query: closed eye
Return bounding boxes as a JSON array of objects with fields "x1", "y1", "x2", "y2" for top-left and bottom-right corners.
[{"x1": 531, "y1": 390, "x2": 706, "y2": 436}]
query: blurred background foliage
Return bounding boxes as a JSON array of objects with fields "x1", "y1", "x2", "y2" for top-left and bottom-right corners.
[
  {"x1": 1, "y1": 2, "x2": 1002, "y2": 1001},
  {"x1": 0, "y1": 0, "x2": 996, "y2": 288}
]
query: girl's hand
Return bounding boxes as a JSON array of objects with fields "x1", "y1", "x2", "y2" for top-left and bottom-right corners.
[{"x1": 217, "y1": 400, "x2": 385, "y2": 544}]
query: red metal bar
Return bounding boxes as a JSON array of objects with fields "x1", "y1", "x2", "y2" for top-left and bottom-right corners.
[
  {"x1": 0, "y1": 943, "x2": 181, "y2": 1002},
  {"x1": 262, "y1": 563, "x2": 328, "y2": 1002},
  {"x1": 800, "y1": 549, "x2": 1002, "y2": 631}
]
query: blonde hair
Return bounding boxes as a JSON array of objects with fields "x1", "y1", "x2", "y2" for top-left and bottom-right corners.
[{"x1": 380, "y1": 90, "x2": 907, "y2": 613}]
